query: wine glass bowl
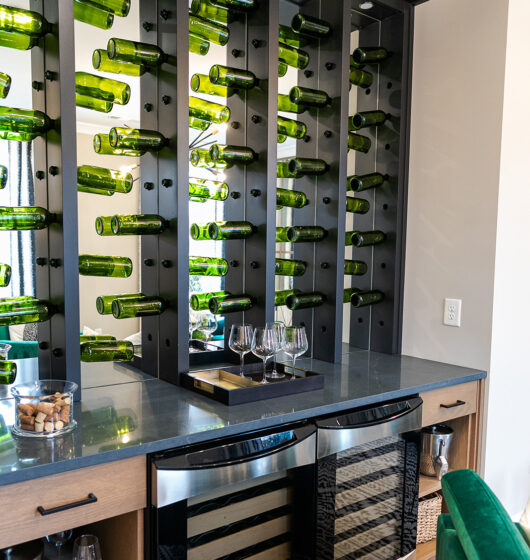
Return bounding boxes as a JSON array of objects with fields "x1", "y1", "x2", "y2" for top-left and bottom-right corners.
[
  {"x1": 197, "y1": 313, "x2": 218, "y2": 340},
  {"x1": 284, "y1": 326, "x2": 308, "y2": 379},
  {"x1": 251, "y1": 326, "x2": 278, "y2": 384},
  {"x1": 229, "y1": 324, "x2": 253, "y2": 376},
  {"x1": 72, "y1": 534, "x2": 102, "y2": 560}
]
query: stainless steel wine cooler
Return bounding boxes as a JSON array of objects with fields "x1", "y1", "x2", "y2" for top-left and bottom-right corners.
[
  {"x1": 315, "y1": 397, "x2": 422, "y2": 560},
  {"x1": 147, "y1": 423, "x2": 316, "y2": 560}
]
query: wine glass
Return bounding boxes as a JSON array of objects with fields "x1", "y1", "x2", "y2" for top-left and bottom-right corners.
[
  {"x1": 266, "y1": 322, "x2": 286, "y2": 379},
  {"x1": 189, "y1": 309, "x2": 200, "y2": 340},
  {"x1": 284, "y1": 326, "x2": 308, "y2": 380},
  {"x1": 45, "y1": 530, "x2": 73, "y2": 559},
  {"x1": 197, "y1": 313, "x2": 218, "y2": 341},
  {"x1": 72, "y1": 534, "x2": 102, "y2": 560},
  {"x1": 229, "y1": 324, "x2": 253, "y2": 376},
  {"x1": 251, "y1": 326, "x2": 278, "y2": 384}
]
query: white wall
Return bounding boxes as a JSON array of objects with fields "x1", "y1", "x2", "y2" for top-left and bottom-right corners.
[
  {"x1": 404, "y1": 0, "x2": 530, "y2": 515},
  {"x1": 484, "y1": 0, "x2": 530, "y2": 517}
]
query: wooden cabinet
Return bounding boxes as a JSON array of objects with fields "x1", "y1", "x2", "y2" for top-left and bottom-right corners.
[{"x1": 0, "y1": 456, "x2": 146, "y2": 554}]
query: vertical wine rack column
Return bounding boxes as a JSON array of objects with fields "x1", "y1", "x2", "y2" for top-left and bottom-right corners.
[
  {"x1": 292, "y1": 0, "x2": 350, "y2": 362},
  {"x1": 349, "y1": 3, "x2": 413, "y2": 354},
  {"x1": 222, "y1": 0, "x2": 278, "y2": 359},
  {"x1": 32, "y1": 0, "x2": 80, "y2": 386}
]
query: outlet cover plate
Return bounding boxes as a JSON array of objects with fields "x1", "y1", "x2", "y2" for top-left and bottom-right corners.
[{"x1": 444, "y1": 298, "x2": 462, "y2": 327}]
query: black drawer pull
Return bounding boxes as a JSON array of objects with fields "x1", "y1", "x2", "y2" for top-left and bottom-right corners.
[
  {"x1": 37, "y1": 493, "x2": 97, "y2": 516},
  {"x1": 440, "y1": 400, "x2": 465, "y2": 409}
]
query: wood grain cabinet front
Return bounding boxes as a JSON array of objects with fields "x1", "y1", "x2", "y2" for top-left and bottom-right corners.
[
  {"x1": 0, "y1": 455, "x2": 146, "y2": 549},
  {"x1": 420, "y1": 381, "x2": 478, "y2": 427}
]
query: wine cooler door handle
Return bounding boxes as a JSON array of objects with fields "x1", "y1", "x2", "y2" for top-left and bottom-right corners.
[
  {"x1": 37, "y1": 493, "x2": 97, "y2": 516},
  {"x1": 153, "y1": 427, "x2": 316, "y2": 507},
  {"x1": 316, "y1": 398, "x2": 423, "y2": 459}
]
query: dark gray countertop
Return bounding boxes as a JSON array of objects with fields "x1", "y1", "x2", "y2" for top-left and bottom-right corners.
[{"x1": 0, "y1": 346, "x2": 486, "y2": 486}]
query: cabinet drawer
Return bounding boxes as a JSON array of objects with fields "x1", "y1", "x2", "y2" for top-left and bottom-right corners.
[
  {"x1": 420, "y1": 381, "x2": 478, "y2": 427},
  {"x1": 0, "y1": 455, "x2": 146, "y2": 549}
]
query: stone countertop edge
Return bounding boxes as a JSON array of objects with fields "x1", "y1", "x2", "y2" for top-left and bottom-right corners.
[{"x1": 0, "y1": 367, "x2": 486, "y2": 487}]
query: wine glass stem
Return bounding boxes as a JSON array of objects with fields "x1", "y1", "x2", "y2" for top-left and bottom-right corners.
[
  {"x1": 240, "y1": 352, "x2": 244, "y2": 376},
  {"x1": 263, "y1": 357, "x2": 267, "y2": 382},
  {"x1": 292, "y1": 356, "x2": 296, "y2": 380}
]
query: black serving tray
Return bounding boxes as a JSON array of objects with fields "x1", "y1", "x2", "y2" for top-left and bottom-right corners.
[{"x1": 180, "y1": 362, "x2": 324, "y2": 405}]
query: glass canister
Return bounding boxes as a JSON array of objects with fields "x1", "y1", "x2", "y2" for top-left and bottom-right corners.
[{"x1": 10, "y1": 380, "x2": 77, "y2": 437}]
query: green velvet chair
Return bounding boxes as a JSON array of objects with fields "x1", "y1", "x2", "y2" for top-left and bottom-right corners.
[
  {"x1": 437, "y1": 469, "x2": 530, "y2": 559},
  {"x1": 0, "y1": 325, "x2": 39, "y2": 359}
]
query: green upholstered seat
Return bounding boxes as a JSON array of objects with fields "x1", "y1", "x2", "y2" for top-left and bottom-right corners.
[
  {"x1": 0, "y1": 325, "x2": 39, "y2": 359},
  {"x1": 438, "y1": 469, "x2": 530, "y2": 559}
]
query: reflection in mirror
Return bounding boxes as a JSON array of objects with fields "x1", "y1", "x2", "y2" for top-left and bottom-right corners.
[{"x1": 74, "y1": 3, "x2": 142, "y2": 363}]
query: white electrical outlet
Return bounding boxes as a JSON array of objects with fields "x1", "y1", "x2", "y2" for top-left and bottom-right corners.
[{"x1": 443, "y1": 298, "x2": 462, "y2": 327}]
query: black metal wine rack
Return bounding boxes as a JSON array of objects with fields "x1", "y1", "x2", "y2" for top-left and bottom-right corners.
[{"x1": 1, "y1": 0, "x2": 423, "y2": 391}]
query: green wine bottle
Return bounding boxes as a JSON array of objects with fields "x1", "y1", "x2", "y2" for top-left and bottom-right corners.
[
  {"x1": 291, "y1": 13, "x2": 330, "y2": 37},
  {"x1": 278, "y1": 43, "x2": 309, "y2": 70},
  {"x1": 276, "y1": 227, "x2": 290, "y2": 242},
  {"x1": 0, "y1": 299, "x2": 54, "y2": 327},
  {"x1": 347, "y1": 172, "x2": 385, "y2": 192},
  {"x1": 189, "y1": 256, "x2": 228, "y2": 276},
  {"x1": 348, "y1": 133, "x2": 371, "y2": 153},
  {"x1": 289, "y1": 86, "x2": 330, "y2": 108},
  {"x1": 278, "y1": 61, "x2": 288, "y2": 77},
  {"x1": 96, "y1": 293, "x2": 142, "y2": 315},
  {"x1": 346, "y1": 197, "x2": 370, "y2": 214},
  {"x1": 0, "y1": 264, "x2": 11, "y2": 287},
  {"x1": 93, "y1": 133, "x2": 143, "y2": 156},
  {"x1": 349, "y1": 110, "x2": 387, "y2": 131},
  {"x1": 96, "y1": 216, "x2": 116, "y2": 235},
  {"x1": 74, "y1": 0, "x2": 114, "y2": 29},
  {"x1": 344, "y1": 287, "x2": 359, "y2": 303},
  {"x1": 112, "y1": 296, "x2": 166, "y2": 319},
  {"x1": 190, "y1": 148, "x2": 230, "y2": 169},
  {"x1": 189, "y1": 96, "x2": 230, "y2": 124},
  {"x1": 287, "y1": 226, "x2": 326, "y2": 242},
  {"x1": 111, "y1": 214, "x2": 167, "y2": 235},
  {"x1": 107, "y1": 38, "x2": 166, "y2": 66},
  {"x1": 277, "y1": 134, "x2": 286, "y2": 144},
  {"x1": 351, "y1": 290, "x2": 384, "y2": 307},
  {"x1": 191, "y1": 0, "x2": 234, "y2": 25},
  {"x1": 190, "y1": 223, "x2": 212, "y2": 240},
  {"x1": 109, "y1": 127, "x2": 166, "y2": 152},
  {"x1": 209, "y1": 295, "x2": 253, "y2": 314},
  {"x1": 346, "y1": 230, "x2": 386, "y2": 247},
  {"x1": 209, "y1": 144, "x2": 256, "y2": 165},
  {"x1": 275, "y1": 258, "x2": 306, "y2": 276},
  {"x1": 78, "y1": 165, "x2": 133, "y2": 196},
  {"x1": 75, "y1": 72, "x2": 130, "y2": 105},
  {"x1": 275, "y1": 289, "x2": 301, "y2": 306},
  {"x1": 189, "y1": 116, "x2": 210, "y2": 131},
  {"x1": 189, "y1": 15, "x2": 229, "y2": 47},
  {"x1": 277, "y1": 161, "x2": 297, "y2": 178},
  {"x1": 79, "y1": 254, "x2": 133, "y2": 277},
  {"x1": 286, "y1": 291, "x2": 325, "y2": 310},
  {"x1": 189, "y1": 178, "x2": 229, "y2": 201},
  {"x1": 0, "y1": 72, "x2": 10, "y2": 98},
  {"x1": 80, "y1": 340, "x2": 134, "y2": 362},
  {"x1": 352, "y1": 47, "x2": 389, "y2": 65},
  {"x1": 189, "y1": 32, "x2": 210, "y2": 56},
  {"x1": 0, "y1": 296, "x2": 37, "y2": 310},
  {"x1": 277, "y1": 116, "x2": 306, "y2": 140},
  {"x1": 0, "y1": 107, "x2": 52, "y2": 138},
  {"x1": 278, "y1": 94, "x2": 306, "y2": 114},
  {"x1": 350, "y1": 55, "x2": 364, "y2": 70},
  {"x1": 0, "y1": 30, "x2": 38, "y2": 50},
  {"x1": 0, "y1": 360, "x2": 16, "y2": 384},
  {"x1": 209, "y1": 0, "x2": 255, "y2": 10},
  {"x1": 191, "y1": 73, "x2": 234, "y2": 97},
  {"x1": 0, "y1": 206, "x2": 55, "y2": 230},
  {"x1": 0, "y1": 165, "x2": 6, "y2": 189},
  {"x1": 344, "y1": 260, "x2": 367, "y2": 275},
  {"x1": 0, "y1": 4, "x2": 50, "y2": 36},
  {"x1": 276, "y1": 188, "x2": 308, "y2": 208},
  {"x1": 349, "y1": 68, "x2": 373, "y2": 88},
  {"x1": 76, "y1": 94, "x2": 113, "y2": 113},
  {"x1": 209, "y1": 64, "x2": 257, "y2": 89},
  {"x1": 80, "y1": 335, "x2": 117, "y2": 342},
  {"x1": 208, "y1": 221, "x2": 254, "y2": 240},
  {"x1": 88, "y1": 0, "x2": 130, "y2": 17},
  {"x1": 288, "y1": 157, "x2": 329, "y2": 178},
  {"x1": 93, "y1": 48, "x2": 145, "y2": 77},
  {"x1": 278, "y1": 24, "x2": 308, "y2": 48},
  {"x1": 190, "y1": 291, "x2": 230, "y2": 311}
]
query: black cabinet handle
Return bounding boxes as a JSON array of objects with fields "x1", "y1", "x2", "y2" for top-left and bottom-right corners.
[
  {"x1": 37, "y1": 493, "x2": 97, "y2": 516},
  {"x1": 440, "y1": 400, "x2": 465, "y2": 409}
]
